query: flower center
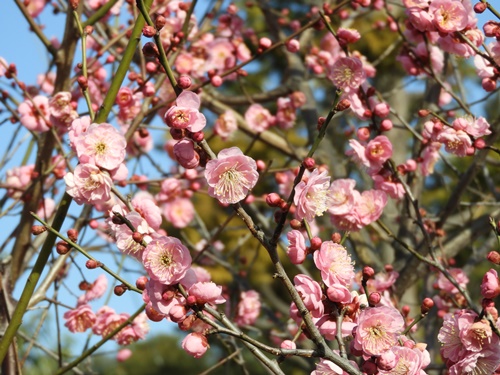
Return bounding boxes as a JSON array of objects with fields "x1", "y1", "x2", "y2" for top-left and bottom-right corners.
[{"x1": 95, "y1": 142, "x2": 107, "y2": 155}]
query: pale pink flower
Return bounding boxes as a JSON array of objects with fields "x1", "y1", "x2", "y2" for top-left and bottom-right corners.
[
  {"x1": 188, "y1": 281, "x2": 226, "y2": 305},
  {"x1": 115, "y1": 312, "x2": 149, "y2": 345},
  {"x1": 244, "y1": 104, "x2": 275, "y2": 132},
  {"x1": 353, "y1": 305, "x2": 405, "y2": 356},
  {"x1": 36, "y1": 198, "x2": 55, "y2": 220},
  {"x1": 182, "y1": 333, "x2": 209, "y2": 358},
  {"x1": 275, "y1": 97, "x2": 297, "y2": 129},
  {"x1": 436, "y1": 267, "x2": 469, "y2": 294},
  {"x1": 436, "y1": 127, "x2": 472, "y2": 157},
  {"x1": 162, "y1": 197, "x2": 195, "y2": 228},
  {"x1": 355, "y1": 190, "x2": 387, "y2": 226},
  {"x1": 328, "y1": 178, "x2": 356, "y2": 216},
  {"x1": 377, "y1": 346, "x2": 425, "y2": 375},
  {"x1": 164, "y1": 91, "x2": 206, "y2": 132},
  {"x1": 204, "y1": 147, "x2": 259, "y2": 204},
  {"x1": 328, "y1": 57, "x2": 366, "y2": 90},
  {"x1": 315, "y1": 315, "x2": 357, "y2": 340},
  {"x1": 429, "y1": 0, "x2": 468, "y2": 33},
  {"x1": 117, "y1": 348, "x2": 132, "y2": 362},
  {"x1": 449, "y1": 350, "x2": 500, "y2": 375},
  {"x1": 18, "y1": 95, "x2": 50, "y2": 132},
  {"x1": 64, "y1": 163, "x2": 113, "y2": 205},
  {"x1": 4, "y1": 164, "x2": 34, "y2": 199},
  {"x1": 419, "y1": 142, "x2": 441, "y2": 176},
  {"x1": 372, "y1": 173, "x2": 405, "y2": 200},
  {"x1": 112, "y1": 210, "x2": 154, "y2": 260},
  {"x1": 78, "y1": 274, "x2": 108, "y2": 304},
  {"x1": 131, "y1": 192, "x2": 162, "y2": 230},
  {"x1": 459, "y1": 314, "x2": 494, "y2": 352},
  {"x1": 142, "y1": 236, "x2": 192, "y2": 285},
  {"x1": 461, "y1": 116, "x2": 491, "y2": 138},
  {"x1": 294, "y1": 168, "x2": 336, "y2": 222},
  {"x1": 286, "y1": 230, "x2": 307, "y2": 264},
  {"x1": 173, "y1": 139, "x2": 200, "y2": 169},
  {"x1": 326, "y1": 283, "x2": 352, "y2": 304},
  {"x1": 26, "y1": 0, "x2": 46, "y2": 18},
  {"x1": 68, "y1": 116, "x2": 91, "y2": 151},
  {"x1": 311, "y1": 358, "x2": 344, "y2": 375},
  {"x1": 294, "y1": 274, "x2": 324, "y2": 318},
  {"x1": 75, "y1": 123, "x2": 127, "y2": 170},
  {"x1": 156, "y1": 177, "x2": 183, "y2": 202},
  {"x1": 347, "y1": 136, "x2": 393, "y2": 174},
  {"x1": 438, "y1": 311, "x2": 470, "y2": 362},
  {"x1": 206, "y1": 38, "x2": 236, "y2": 71},
  {"x1": 481, "y1": 269, "x2": 500, "y2": 299},
  {"x1": 64, "y1": 304, "x2": 96, "y2": 333},
  {"x1": 37, "y1": 72, "x2": 55, "y2": 94},
  {"x1": 49, "y1": 91, "x2": 73, "y2": 121},
  {"x1": 143, "y1": 279, "x2": 183, "y2": 317},
  {"x1": 314, "y1": 241, "x2": 354, "y2": 287},
  {"x1": 214, "y1": 111, "x2": 238, "y2": 140},
  {"x1": 407, "y1": 7, "x2": 435, "y2": 32},
  {"x1": 235, "y1": 290, "x2": 261, "y2": 326}
]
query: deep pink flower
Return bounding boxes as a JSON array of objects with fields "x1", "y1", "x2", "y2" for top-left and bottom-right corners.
[
  {"x1": 355, "y1": 190, "x2": 387, "y2": 226},
  {"x1": 481, "y1": 269, "x2": 500, "y2": 299},
  {"x1": 164, "y1": 91, "x2": 206, "y2": 132},
  {"x1": 182, "y1": 333, "x2": 209, "y2": 358},
  {"x1": 64, "y1": 304, "x2": 96, "y2": 333},
  {"x1": 275, "y1": 97, "x2": 297, "y2": 129},
  {"x1": 328, "y1": 57, "x2": 366, "y2": 90},
  {"x1": 244, "y1": 104, "x2": 275, "y2": 132},
  {"x1": 429, "y1": 0, "x2": 468, "y2": 33},
  {"x1": 347, "y1": 136, "x2": 393, "y2": 174},
  {"x1": 142, "y1": 236, "x2": 192, "y2": 285},
  {"x1": 377, "y1": 346, "x2": 425, "y2": 375},
  {"x1": 294, "y1": 168, "x2": 336, "y2": 222},
  {"x1": 436, "y1": 127, "x2": 472, "y2": 157},
  {"x1": 286, "y1": 230, "x2": 307, "y2": 264},
  {"x1": 74, "y1": 123, "x2": 127, "y2": 170},
  {"x1": 313, "y1": 241, "x2": 354, "y2": 287},
  {"x1": 326, "y1": 283, "x2": 352, "y2": 304},
  {"x1": 459, "y1": 314, "x2": 494, "y2": 353},
  {"x1": 438, "y1": 310, "x2": 469, "y2": 362},
  {"x1": 235, "y1": 290, "x2": 261, "y2": 326},
  {"x1": 18, "y1": 95, "x2": 50, "y2": 132},
  {"x1": 353, "y1": 305, "x2": 405, "y2": 356},
  {"x1": 188, "y1": 281, "x2": 226, "y2": 305},
  {"x1": 204, "y1": 147, "x2": 259, "y2": 204},
  {"x1": 68, "y1": 116, "x2": 91, "y2": 151},
  {"x1": 64, "y1": 163, "x2": 113, "y2": 205},
  {"x1": 294, "y1": 274, "x2": 324, "y2": 318}
]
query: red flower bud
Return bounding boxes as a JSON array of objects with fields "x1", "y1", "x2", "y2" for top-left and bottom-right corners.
[
  {"x1": 421, "y1": 297, "x2": 434, "y2": 314},
  {"x1": 31, "y1": 225, "x2": 47, "y2": 235},
  {"x1": 114, "y1": 285, "x2": 127, "y2": 296}
]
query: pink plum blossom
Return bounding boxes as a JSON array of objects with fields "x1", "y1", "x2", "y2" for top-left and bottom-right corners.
[
  {"x1": 235, "y1": 290, "x2": 261, "y2": 326},
  {"x1": 328, "y1": 178, "x2": 356, "y2": 216},
  {"x1": 188, "y1": 281, "x2": 226, "y2": 305},
  {"x1": 68, "y1": 116, "x2": 91, "y2": 151},
  {"x1": 353, "y1": 305, "x2": 405, "y2": 356},
  {"x1": 64, "y1": 163, "x2": 113, "y2": 205},
  {"x1": 328, "y1": 57, "x2": 366, "y2": 90},
  {"x1": 214, "y1": 110, "x2": 238, "y2": 140},
  {"x1": 112, "y1": 210, "x2": 155, "y2": 260},
  {"x1": 4, "y1": 164, "x2": 34, "y2": 199},
  {"x1": 294, "y1": 168, "x2": 336, "y2": 222},
  {"x1": 429, "y1": 0, "x2": 468, "y2": 33},
  {"x1": 162, "y1": 198, "x2": 195, "y2": 228},
  {"x1": 311, "y1": 358, "x2": 344, "y2": 375},
  {"x1": 173, "y1": 139, "x2": 200, "y2": 169},
  {"x1": 377, "y1": 346, "x2": 426, "y2": 374},
  {"x1": 355, "y1": 190, "x2": 388, "y2": 226},
  {"x1": 436, "y1": 267, "x2": 469, "y2": 294},
  {"x1": 347, "y1": 136, "x2": 393, "y2": 174},
  {"x1": 78, "y1": 274, "x2": 108, "y2": 304},
  {"x1": 204, "y1": 147, "x2": 259, "y2": 204},
  {"x1": 64, "y1": 304, "x2": 96, "y2": 333},
  {"x1": 286, "y1": 230, "x2": 307, "y2": 264},
  {"x1": 182, "y1": 333, "x2": 209, "y2": 358},
  {"x1": 294, "y1": 274, "x2": 324, "y2": 318},
  {"x1": 436, "y1": 127, "x2": 472, "y2": 157},
  {"x1": 244, "y1": 104, "x2": 275, "y2": 132},
  {"x1": 142, "y1": 236, "x2": 192, "y2": 285},
  {"x1": 131, "y1": 192, "x2": 162, "y2": 230},
  {"x1": 313, "y1": 241, "x2": 355, "y2": 287},
  {"x1": 74, "y1": 123, "x2": 127, "y2": 170},
  {"x1": 480, "y1": 269, "x2": 500, "y2": 299},
  {"x1": 116, "y1": 349, "x2": 132, "y2": 362},
  {"x1": 164, "y1": 91, "x2": 206, "y2": 132},
  {"x1": 18, "y1": 95, "x2": 50, "y2": 132}
]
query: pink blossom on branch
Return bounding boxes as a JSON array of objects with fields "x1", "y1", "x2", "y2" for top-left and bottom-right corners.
[
  {"x1": 313, "y1": 241, "x2": 355, "y2": 287},
  {"x1": 64, "y1": 163, "x2": 113, "y2": 206},
  {"x1": 164, "y1": 91, "x2": 206, "y2": 132},
  {"x1": 204, "y1": 147, "x2": 259, "y2": 205},
  {"x1": 294, "y1": 168, "x2": 336, "y2": 222},
  {"x1": 142, "y1": 236, "x2": 192, "y2": 285}
]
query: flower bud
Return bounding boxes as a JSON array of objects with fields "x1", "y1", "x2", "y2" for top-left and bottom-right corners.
[
  {"x1": 418, "y1": 109, "x2": 430, "y2": 117},
  {"x1": 132, "y1": 232, "x2": 144, "y2": 243},
  {"x1": 290, "y1": 219, "x2": 302, "y2": 230},
  {"x1": 32, "y1": 225, "x2": 47, "y2": 235},
  {"x1": 336, "y1": 99, "x2": 351, "y2": 112},
  {"x1": 421, "y1": 297, "x2": 434, "y2": 314},
  {"x1": 136, "y1": 276, "x2": 148, "y2": 290},
  {"x1": 368, "y1": 292, "x2": 381, "y2": 306},
  {"x1": 85, "y1": 259, "x2": 100, "y2": 269},
  {"x1": 67, "y1": 228, "x2": 78, "y2": 242},
  {"x1": 310, "y1": 237, "x2": 322, "y2": 250},
  {"x1": 487, "y1": 251, "x2": 500, "y2": 265},
  {"x1": 303, "y1": 157, "x2": 315, "y2": 170},
  {"x1": 285, "y1": 39, "x2": 300, "y2": 53},
  {"x1": 56, "y1": 241, "x2": 71, "y2": 255},
  {"x1": 266, "y1": 193, "x2": 282, "y2": 207},
  {"x1": 114, "y1": 285, "x2": 127, "y2": 296},
  {"x1": 142, "y1": 25, "x2": 156, "y2": 38},
  {"x1": 331, "y1": 232, "x2": 341, "y2": 243},
  {"x1": 178, "y1": 75, "x2": 192, "y2": 89},
  {"x1": 474, "y1": 2, "x2": 487, "y2": 13},
  {"x1": 142, "y1": 42, "x2": 159, "y2": 57},
  {"x1": 259, "y1": 37, "x2": 272, "y2": 49},
  {"x1": 362, "y1": 266, "x2": 375, "y2": 281}
]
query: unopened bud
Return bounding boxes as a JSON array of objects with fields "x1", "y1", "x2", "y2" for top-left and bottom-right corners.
[
  {"x1": 132, "y1": 232, "x2": 144, "y2": 243},
  {"x1": 79, "y1": 281, "x2": 90, "y2": 290},
  {"x1": 56, "y1": 241, "x2": 71, "y2": 255},
  {"x1": 32, "y1": 225, "x2": 47, "y2": 235},
  {"x1": 259, "y1": 37, "x2": 272, "y2": 50},
  {"x1": 331, "y1": 232, "x2": 341, "y2": 243},
  {"x1": 266, "y1": 193, "x2": 282, "y2": 207},
  {"x1": 178, "y1": 75, "x2": 192, "y2": 89},
  {"x1": 86, "y1": 259, "x2": 100, "y2": 269},
  {"x1": 77, "y1": 76, "x2": 88, "y2": 90},
  {"x1": 474, "y1": 2, "x2": 487, "y2": 13},
  {"x1": 418, "y1": 109, "x2": 430, "y2": 117},
  {"x1": 310, "y1": 237, "x2": 322, "y2": 250},
  {"x1": 114, "y1": 285, "x2": 127, "y2": 296},
  {"x1": 136, "y1": 276, "x2": 148, "y2": 290},
  {"x1": 303, "y1": 157, "x2": 315, "y2": 170},
  {"x1": 336, "y1": 99, "x2": 351, "y2": 111},
  {"x1": 142, "y1": 25, "x2": 156, "y2": 38},
  {"x1": 290, "y1": 219, "x2": 302, "y2": 230},
  {"x1": 368, "y1": 292, "x2": 381, "y2": 306},
  {"x1": 67, "y1": 228, "x2": 78, "y2": 242},
  {"x1": 401, "y1": 305, "x2": 411, "y2": 317},
  {"x1": 362, "y1": 266, "x2": 375, "y2": 281},
  {"x1": 421, "y1": 297, "x2": 434, "y2": 314},
  {"x1": 487, "y1": 251, "x2": 500, "y2": 265},
  {"x1": 155, "y1": 15, "x2": 166, "y2": 30},
  {"x1": 142, "y1": 42, "x2": 159, "y2": 57}
]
